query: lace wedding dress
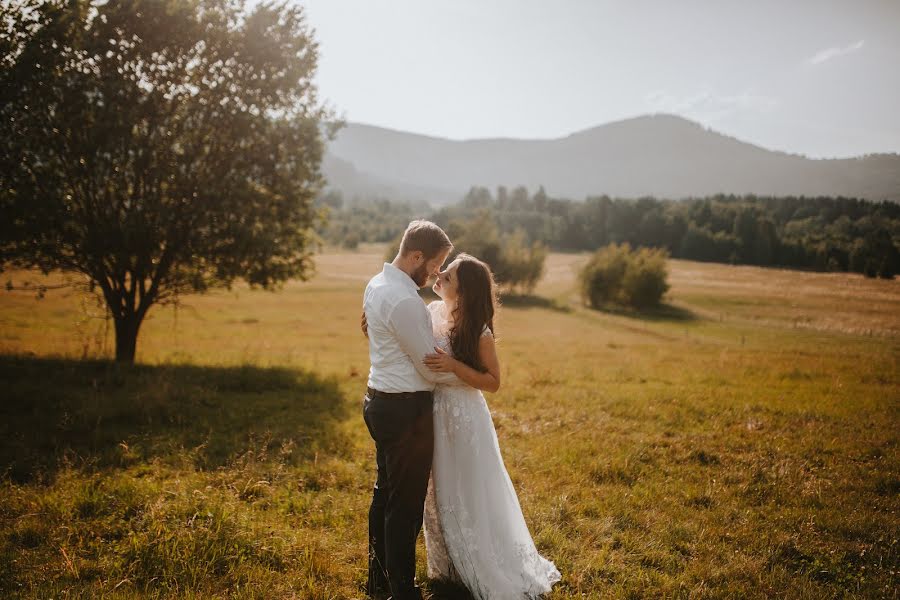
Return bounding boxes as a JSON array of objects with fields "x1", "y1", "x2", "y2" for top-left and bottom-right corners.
[{"x1": 423, "y1": 301, "x2": 561, "y2": 599}]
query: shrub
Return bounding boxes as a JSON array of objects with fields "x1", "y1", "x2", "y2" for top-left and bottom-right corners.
[
  {"x1": 580, "y1": 243, "x2": 670, "y2": 309},
  {"x1": 494, "y1": 229, "x2": 547, "y2": 294},
  {"x1": 579, "y1": 244, "x2": 630, "y2": 308},
  {"x1": 448, "y1": 211, "x2": 547, "y2": 293},
  {"x1": 341, "y1": 231, "x2": 360, "y2": 250},
  {"x1": 622, "y1": 246, "x2": 671, "y2": 308},
  {"x1": 385, "y1": 212, "x2": 548, "y2": 293}
]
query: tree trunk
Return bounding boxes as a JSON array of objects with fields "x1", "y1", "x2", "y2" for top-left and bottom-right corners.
[{"x1": 113, "y1": 313, "x2": 142, "y2": 363}]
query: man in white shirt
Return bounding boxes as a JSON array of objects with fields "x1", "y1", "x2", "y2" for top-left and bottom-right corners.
[{"x1": 362, "y1": 220, "x2": 461, "y2": 600}]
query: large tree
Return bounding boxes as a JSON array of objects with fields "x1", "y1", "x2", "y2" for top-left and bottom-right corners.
[{"x1": 1, "y1": 0, "x2": 337, "y2": 362}]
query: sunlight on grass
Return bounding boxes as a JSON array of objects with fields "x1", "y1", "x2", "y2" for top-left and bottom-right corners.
[{"x1": 1, "y1": 246, "x2": 897, "y2": 598}]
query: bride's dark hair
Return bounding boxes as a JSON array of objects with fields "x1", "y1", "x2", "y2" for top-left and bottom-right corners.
[{"x1": 449, "y1": 253, "x2": 499, "y2": 372}]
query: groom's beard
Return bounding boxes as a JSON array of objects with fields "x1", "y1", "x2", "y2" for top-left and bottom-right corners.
[{"x1": 411, "y1": 263, "x2": 430, "y2": 287}]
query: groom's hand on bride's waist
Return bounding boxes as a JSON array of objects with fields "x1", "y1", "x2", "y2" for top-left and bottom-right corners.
[{"x1": 360, "y1": 310, "x2": 368, "y2": 338}]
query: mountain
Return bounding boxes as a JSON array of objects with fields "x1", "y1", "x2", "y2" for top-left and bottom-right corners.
[
  {"x1": 320, "y1": 153, "x2": 458, "y2": 205},
  {"x1": 321, "y1": 114, "x2": 900, "y2": 205}
]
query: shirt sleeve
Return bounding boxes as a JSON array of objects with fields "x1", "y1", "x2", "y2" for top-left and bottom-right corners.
[{"x1": 389, "y1": 296, "x2": 462, "y2": 385}]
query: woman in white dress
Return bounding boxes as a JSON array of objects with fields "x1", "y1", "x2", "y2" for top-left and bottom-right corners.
[{"x1": 421, "y1": 253, "x2": 561, "y2": 599}]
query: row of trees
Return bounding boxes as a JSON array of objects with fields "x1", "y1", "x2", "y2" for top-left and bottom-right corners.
[
  {"x1": 431, "y1": 187, "x2": 900, "y2": 278},
  {"x1": 324, "y1": 187, "x2": 899, "y2": 280},
  {"x1": 318, "y1": 186, "x2": 900, "y2": 300},
  {"x1": 317, "y1": 192, "x2": 426, "y2": 249}
]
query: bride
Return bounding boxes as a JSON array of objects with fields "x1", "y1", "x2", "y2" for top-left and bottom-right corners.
[{"x1": 421, "y1": 253, "x2": 561, "y2": 599}]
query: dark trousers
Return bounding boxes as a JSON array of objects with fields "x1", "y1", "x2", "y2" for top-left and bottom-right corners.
[{"x1": 363, "y1": 387, "x2": 434, "y2": 599}]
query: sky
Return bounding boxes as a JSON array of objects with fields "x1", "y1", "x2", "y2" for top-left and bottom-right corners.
[{"x1": 288, "y1": 0, "x2": 900, "y2": 158}]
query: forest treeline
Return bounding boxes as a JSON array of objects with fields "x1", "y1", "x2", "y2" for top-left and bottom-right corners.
[{"x1": 318, "y1": 186, "x2": 900, "y2": 278}]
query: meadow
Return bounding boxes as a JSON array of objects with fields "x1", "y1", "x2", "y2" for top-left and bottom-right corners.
[{"x1": 0, "y1": 245, "x2": 898, "y2": 599}]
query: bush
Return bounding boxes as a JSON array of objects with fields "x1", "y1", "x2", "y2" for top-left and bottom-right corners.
[
  {"x1": 580, "y1": 243, "x2": 670, "y2": 309},
  {"x1": 448, "y1": 211, "x2": 547, "y2": 293},
  {"x1": 579, "y1": 244, "x2": 630, "y2": 308},
  {"x1": 342, "y1": 232, "x2": 360, "y2": 250},
  {"x1": 495, "y1": 229, "x2": 547, "y2": 294},
  {"x1": 622, "y1": 246, "x2": 671, "y2": 308}
]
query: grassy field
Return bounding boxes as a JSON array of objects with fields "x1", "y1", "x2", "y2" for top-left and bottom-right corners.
[{"x1": 1, "y1": 245, "x2": 898, "y2": 599}]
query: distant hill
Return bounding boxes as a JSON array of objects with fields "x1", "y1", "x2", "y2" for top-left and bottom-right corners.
[
  {"x1": 320, "y1": 153, "x2": 459, "y2": 206},
  {"x1": 321, "y1": 114, "x2": 900, "y2": 204}
]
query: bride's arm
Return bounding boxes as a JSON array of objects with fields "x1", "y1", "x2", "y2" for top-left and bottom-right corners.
[{"x1": 424, "y1": 334, "x2": 501, "y2": 393}]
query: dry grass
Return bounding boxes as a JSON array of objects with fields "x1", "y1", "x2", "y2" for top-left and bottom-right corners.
[{"x1": 1, "y1": 245, "x2": 898, "y2": 599}]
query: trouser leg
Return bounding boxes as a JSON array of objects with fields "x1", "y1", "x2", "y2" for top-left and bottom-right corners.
[
  {"x1": 383, "y1": 397, "x2": 434, "y2": 597},
  {"x1": 363, "y1": 392, "x2": 434, "y2": 600},
  {"x1": 366, "y1": 441, "x2": 389, "y2": 595}
]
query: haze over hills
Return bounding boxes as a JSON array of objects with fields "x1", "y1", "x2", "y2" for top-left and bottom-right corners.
[{"x1": 322, "y1": 114, "x2": 900, "y2": 205}]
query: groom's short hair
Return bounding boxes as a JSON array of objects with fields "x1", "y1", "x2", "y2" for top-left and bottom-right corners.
[{"x1": 399, "y1": 220, "x2": 453, "y2": 260}]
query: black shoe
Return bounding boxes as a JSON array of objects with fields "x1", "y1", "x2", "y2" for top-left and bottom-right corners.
[{"x1": 386, "y1": 587, "x2": 425, "y2": 600}]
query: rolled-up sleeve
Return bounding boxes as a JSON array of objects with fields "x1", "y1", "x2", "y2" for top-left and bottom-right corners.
[{"x1": 389, "y1": 296, "x2": 462, "y2": 385}]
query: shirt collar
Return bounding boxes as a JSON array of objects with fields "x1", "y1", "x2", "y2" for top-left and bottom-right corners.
[{"x1": 383, "y1": 262, "x2": 419, "y2": 293}]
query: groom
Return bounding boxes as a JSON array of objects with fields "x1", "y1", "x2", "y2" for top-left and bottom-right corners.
[{"x1": 361, "y1": 220, "x2": 462, "y2": 600}]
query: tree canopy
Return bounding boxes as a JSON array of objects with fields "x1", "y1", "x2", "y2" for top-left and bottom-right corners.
[{"x1": 1, "y1": 0, "x2": 336, "y2": 361}]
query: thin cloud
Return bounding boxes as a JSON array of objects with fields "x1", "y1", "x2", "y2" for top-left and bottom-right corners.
[
  {"x1": 644, "y1": 88, "x2": 777, "y2": 123},
  {"x1": 808, "y1": 40, "x2": 865, "y2": 65}
]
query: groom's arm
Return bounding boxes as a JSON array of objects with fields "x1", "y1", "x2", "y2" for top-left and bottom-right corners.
[{"x1": 390, "y1": 297, "x2": 462, "y2": 385}]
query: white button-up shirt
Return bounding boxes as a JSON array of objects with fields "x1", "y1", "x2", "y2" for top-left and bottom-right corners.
[{"x1": 364, "y1": 262, "x2": 461, "y2": 393}]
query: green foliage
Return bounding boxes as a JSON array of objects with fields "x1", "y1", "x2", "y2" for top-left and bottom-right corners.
[
  {"x1": 579, "y1": 243, "x2": 629, "y2": 308},
  {"x1": 495, "y1": 229, "x2": 547, "y2": 294},
  {"x1": 579, "y1": 242, "x2": 670, "y2": 309},
  {"x1": 678, "y1": 224, "x2": 739, "y2": 263},
  {"x1": 848, "y1": 229, "x2": 899, "y2": 278},
  {"x1": 622, "y1": 246, "x2": 671, "y2": 308},
  {"x1": 432, "y1": 190, "x2": 900, "y2": 278},
  {"x1": 317, "y1": 194, "x2": 427, "y2": 248},
  {"x1": 340, "y1": 231, "x2": 360, "y2": 250},
  {"x1": 378, "y1": 209, "x2": 547, "y2": 293},
  {"x1": 0, "y1": 0, "x2": 334, "y2": 361},
  {"x1": 316, "y1": 185, "x2": 899, "y2": 282},
  {"x1": 447, "y1": 210, "x2": 547, "y2": 293}
]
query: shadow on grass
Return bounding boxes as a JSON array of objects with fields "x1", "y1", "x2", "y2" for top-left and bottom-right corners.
[
  {"x1": 500, "y1": 293, "x2": 572, "y2": 313},
  {"x1": 0, "y1": 353, "x2": 349, "y2": 485},
  {"x1": 590, "y1": 301, "x2": 699, "y2": 322},
  {"x1": 426, "y1": 578, "x2": 477, "y2": 600}
]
